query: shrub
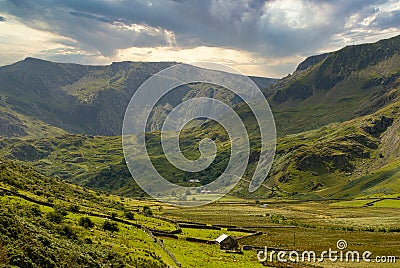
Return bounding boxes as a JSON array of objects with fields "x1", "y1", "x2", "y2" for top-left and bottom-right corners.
[
  {"x1": 102, "y1": 220, "x2": 119, "y2": 232},
  {"x1": 58, "y1": 224, "x2": 77, "y2": 240},
  {"x1": 78, "y1": 217, "x2": 94, "y2": 229},
  {"x1": 124, "y1": 211, "x2": 134, "y2": 220},
  {"x1": 46, "y1": 211, "x2": 65, "y2": 224},
  {"x1": 53, "y1": 205, "x2": 68, "y2": 216},
  {"x1": 270, "y1": 214, "x2": 287, "y2": 224},
  {"x1": 142, "y1": 206, "x2": 153, "y2": 216},
  {"x1": 30, "y1": 206, "x2": 42, "y2": 217},
  {"x1": 84, "y1": 237, "x2": 93, "y2": 244},
  {"x1": 69, "y1": 205, "x2": 80, "y2": 213}
]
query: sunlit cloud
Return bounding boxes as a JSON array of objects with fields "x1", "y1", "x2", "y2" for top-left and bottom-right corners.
[
  {"x1": 116, "y1": 46, "x2": 302, "y2": 77},
  {"x1": 0, "y1": 0, "x2": 399, "y2": 77}
]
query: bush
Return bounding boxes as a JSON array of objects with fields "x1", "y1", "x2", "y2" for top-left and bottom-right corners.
[
  {"x1": 142, "y1": 206, "x2": 153, "y2": 216},
  {"x1": 124, "y1": 211, "x2": 134, "y2": 220},
  {"x1": 270, "y1": 214, "x2": 287, "y2": 224},
  {"x1": 30, "y1": 206, "x2": 42, "y2": 217},
  {"x1": 58, "y1": 224, "x2": 77, "y2": 240},
  {"x1": 102, "y1": 220, "x2": 119, "y2": 232},
  {"x1": 78, "y1": 217, "x2": 94, "y2": 229},
  {"x1": 69, "y1": 205, "x2": 80, "y2": 213},
  {"x1": 84, "y1": 237, "x2": 93, "y2": 244},
  {"x1": 46, "y1": 211, "x2": 65, "y2": 224},
  {"x1": 53, "y1": 205, "x2": 68, "y2": 216}
]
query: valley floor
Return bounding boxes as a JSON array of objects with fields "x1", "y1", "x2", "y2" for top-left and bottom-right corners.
[{"x1": 1, "y1": 160, "x2": 399, "y2": 267}]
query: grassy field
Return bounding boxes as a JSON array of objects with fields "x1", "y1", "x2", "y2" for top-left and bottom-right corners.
[
  {"x1": 161, "y1": 199, "x2": 400, "y2": 267},
  {"x1": 163, "y1": 238, "x2": 262, "y2": 268}
]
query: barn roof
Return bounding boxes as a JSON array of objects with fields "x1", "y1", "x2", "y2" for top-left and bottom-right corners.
[{"x1": 215, "y1": 234, "x2": 229, "y2": 243}]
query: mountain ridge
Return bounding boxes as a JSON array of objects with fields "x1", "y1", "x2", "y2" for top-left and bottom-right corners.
[
  {"x1": 0, "y1": 58, "x2": 277, "y2": 137},
  {"x1": 267, "y1": 34, "x2": 400, "y2": 135}
]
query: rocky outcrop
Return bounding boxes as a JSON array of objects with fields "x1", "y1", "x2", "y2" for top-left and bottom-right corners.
[
  {"x1": 295, "y1": 52, "x2": 331, "y2": 71},
  {"x1": 362, "y1": 116, "x2": 394, "y2": 136}
]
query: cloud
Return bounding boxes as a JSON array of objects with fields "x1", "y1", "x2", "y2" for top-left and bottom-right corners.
[
  {"x1": 0, "y1": 0, "x2": 399, "y2": 76},
  {"x1": 116, "y1": 45, "x2": 301, "y2": 77},
  {"x1": 0, "y1": 14, "x2": 84, "y2": 66},
  {"x1": 372, "y1": 10, "x2": 400, "y2": 28}
]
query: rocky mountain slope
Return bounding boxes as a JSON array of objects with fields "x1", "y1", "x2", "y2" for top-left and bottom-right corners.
[
  {"x1": 268, "y1": 34, "x2": 400, "y2": 135},
  {"x1": 0, "y1": 58, "x2": 276, "y2": 137}
]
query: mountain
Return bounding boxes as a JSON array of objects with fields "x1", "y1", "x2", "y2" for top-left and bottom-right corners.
[
  {"x1": 0, "y1": 35, "x2": 399, "y2": 200},
  {"x1": 0, "y1": 59, "x2": 175, "y2": 136},
  {"x1": 266, "y1": 102, "x2": 400, "y2": 199},
  {"x1": 267, "y1": 34, "x2": 400, "y2": 135},
  {"x1": 0, "y1": 58, "x2": 277, "y2": 137}
]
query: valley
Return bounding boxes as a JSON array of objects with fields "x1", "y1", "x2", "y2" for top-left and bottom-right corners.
[{"x1": 0, "y1": 35, "x2": 399, "y2": 267}]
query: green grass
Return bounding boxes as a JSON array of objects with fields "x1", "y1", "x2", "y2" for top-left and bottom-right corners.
[
  {"x1": 163, "y1": 199, "x2": 400, "y2": 267},
  {"x1": 179, "y1": 228, "x2": 249, "y2": 240},
  {"x1": 163, "y1": 238, "x2": 262, "y2": 268},
  {"x1": 373, "y1": 199, "x2": 400, "y2": 208},
  {"x1": 331, "y1": 199, "x2": 372, "y2": 207}
]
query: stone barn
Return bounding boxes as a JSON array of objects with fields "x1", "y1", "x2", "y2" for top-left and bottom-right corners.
[{"x1": 215, "y1": 234, "x2": 239, "y2": 250}]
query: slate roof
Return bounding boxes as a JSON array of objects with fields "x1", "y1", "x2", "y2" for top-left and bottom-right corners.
[{"x1": 215, "y1": 234, "x2": 229, "y2": 243}]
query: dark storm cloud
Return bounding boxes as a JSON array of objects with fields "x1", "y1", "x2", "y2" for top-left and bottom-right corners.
[{"x1": 1, "y1": 0, "x2": 398, "y2": 58}]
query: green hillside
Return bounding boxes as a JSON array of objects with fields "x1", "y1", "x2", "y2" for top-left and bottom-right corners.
[
  {"x1": 0, "y1": 102, "x2": 66, "y2": 138},
  {"x1": 0, "y1": 98, "x2": 399, "y2": 200},
  {"x1": 0, "y1": 159, "x2": 265, "y2": 267},
  {"x1": 0, "y1": 159, "x2": 176, "y2": 267}
]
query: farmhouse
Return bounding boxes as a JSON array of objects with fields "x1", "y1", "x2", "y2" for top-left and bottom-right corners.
[{"x1": 215, "y1": 234, "x2": 239, "y2": 250}]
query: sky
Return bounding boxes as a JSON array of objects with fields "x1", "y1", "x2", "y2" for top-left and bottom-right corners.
[{"x1": 0, "y1": 0, "x2": 399, "y2": 78}]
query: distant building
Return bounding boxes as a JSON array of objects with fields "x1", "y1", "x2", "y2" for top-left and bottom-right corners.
[{"x1": 215, "y1": 234, "x2": 239, "y2": 250}]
